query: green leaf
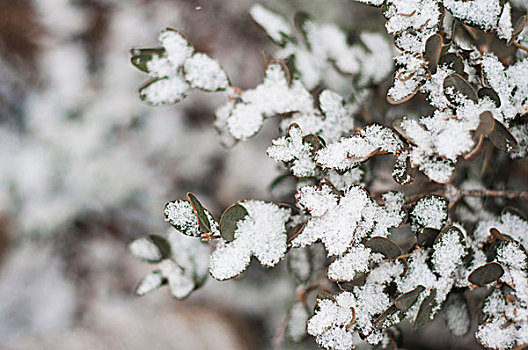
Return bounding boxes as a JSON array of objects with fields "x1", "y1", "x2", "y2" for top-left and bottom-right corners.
[
  {"x1": 443, "y1": 73, "x2": 478, "y2": 105},
  {"x1": 130, "y1": 48, "x2": 166, "y2": 73},
  {"x1": 468, "y1": 262, "x2": 504, "y2": 286},
  {"x1": 395, "y1": 285, "x2": 425, "y2": 311},
  {"x1": 425, "y1": 34, "x2": 443, "y2": 74},
  {"x1": 219, "y1": 203, "x2": 249, "y2": 241},
  {"x1": 439, "y1": 53, "x2": 464, "y2": 75},
  {"x1": 187, "y1": 192, "x2": 211, "y2": 233},
  {"x1": 417, "y1": 227, "x2": 440, "y2": 248},
  {"x1": 365, "y1": 236, "x2": 401, "y2": 259},
  {"x1": 488, "y1": 118, "x2": 518, "y2": 152},
  {"x1": 413, "y1": 288, "x2": 437, "y2": 329},
  {"x1": 478, "y1": 87, "x2": 501, "y2": 107},
  {"x1": 374, "y1": 304, "x2": 401, "y2": 329},
  {"x1": 148, "y1": 234, "x2": 172, "y2": 260}
]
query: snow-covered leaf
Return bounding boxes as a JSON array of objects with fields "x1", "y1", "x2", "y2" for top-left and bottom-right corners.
[{"x1": 183, "y1": 53, "x2": 229, "y2": 91}]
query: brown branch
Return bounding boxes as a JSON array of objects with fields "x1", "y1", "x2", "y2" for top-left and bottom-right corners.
[
  {"x1": 458, "y1": 189, "x2": 528, "y2": 200},
  {"x1": 512, "y1": 40, "x2": 528, "y2": 53}
]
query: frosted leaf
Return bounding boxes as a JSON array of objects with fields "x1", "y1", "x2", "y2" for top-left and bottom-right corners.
[
  {"x1": 398, "y1": 250, "x2": 438, "y2": 294},
  {"x1": 307, "y1": 293, "x2": 355, "y2": 337},
  {"x1": 292, "y1": 185, "x2": 369, "y2": 256},
  {"x1": 158, "y1": 259, "x2": 195, "y2": 299},
  {"x1": 417, "y1": 156, "x2": 455, "y2": 184},
  {"x1": 249, "y1": 4, "x2": 292, "y2": 45},
  {"x1": 136, "y1": 271, "x2": 163, "y2": 296},
  {"x1": 327, "y1": 246, "x2": 371, "y2": 281},
  {"x1": 431, "y1": 227, "x2": 466, "y2": 278},
  {"x1": 129, "y1": 237, "x2": 162, "y2": 262},
  {"x1": 144, "y1": 54, "x2": 174, "y2": 77},
  {"x1": 509, "y1": 124, "x2": 528, "y2": 159},
  {"x1": 225, "y1": 63, "x2": 313, "y2": 140},
  {"x1": 164, "y1": 200, "x2": 201, "y2": 237},
  {"x1": 476, "y1": 317, "x2": 516, "y2": 350},
  {"x1": 474, "y1": 211, "x2": 528, "y2": 249},
  {"x1": 316, "y1": 124, "x2": 402, "y2": 170},
  {"x1": 286, "y1": 301, "x2": 309, "y2": 342},
  {"x1": 209, "y1": 200, "x2": 291, "y2": 280},
  {"x1": 267, "y1": 124, "x2": 317, "y2": 177},
  {"x1": 139, "y1": 76, "x2": 189, "y2": 106},
  {"x1": 410, "y1": 195, "x2": 448, "y2": 232},
  {"x1": 370, "y1": 191, "x2": 406, "y2": 237},
  {"x1": 444, "y1": 0, "x2": 502, "y2": 31},
  {"x1": 316, "y1": 327, "x2": 355, "y2": 350},
  {"x1": 319, "y1": 90, "x2": 354, "y2": 135},
  {"x1": 288, "y1": 246, "x2": 312, "y2": 283},
  {"x1": 497, "y1": 3, "x2": 513, "y2": 41},
  {"x1": 159, "y1": 28, "x2": 194, "y2": 67},
  {"x1": 183, "y1": 53, "x2": 229, "y2": 91},
  {"x1": 385, "y1": 0, "x2": 442, "y2": 37}
]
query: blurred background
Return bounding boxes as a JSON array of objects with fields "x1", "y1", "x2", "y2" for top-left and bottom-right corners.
[{"x1": 0, "y1": 0, "x2": 383, "y2": 349}]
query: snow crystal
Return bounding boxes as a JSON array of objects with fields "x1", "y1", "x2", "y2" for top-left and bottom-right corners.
[
  {"x1": 327, "y1": 246, "x2": 371, "y2": 281},
  {"x1": 159, "y1": 29, "x2": 193, "y2": 67},
  {"x1": 249, "y1": 4, "x2": 292, "y2": 44},
  {"x1": 183, "y1": 53, "x2": 229, "y2": 91},
  {"x1": 209, "y1": 201, "x2": 290, "y2": 280},
  {"x1": 129, "y1": 237, "x2": 162, "y2": 262}
]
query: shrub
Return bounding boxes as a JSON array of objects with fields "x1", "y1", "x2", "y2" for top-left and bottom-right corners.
[{"x1": 129, "y1": 2, "x2": 528, "y2": 349}]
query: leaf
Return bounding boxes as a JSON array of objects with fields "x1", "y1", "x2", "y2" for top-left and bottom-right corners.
[
  {"x1": 445, "y1": 292, "x2": 471, "y2": 337},
  {"x1": 468, "y1": 262, "x2": 504, "y2": 286},
  {"x1": 374, "y1": 304, "x2": 401, "y2": 329},
  {"x1": 314, "y1": 291, "x2": 335, "y2": 312},
  {"x1": 365, "y1": 236, "x2": 401, "y2": 259},
  {"x1": 478, "y1": 87, "x2": 501, "y2": 107},
  {"x1": 417, "y1": 227, "x2": 440, "y2": 248},
  {"x1": 488, "y1": 118, "x2": 518, "y2": 152},
  {"x1": 219, "y1": 203, "x2": 249, "y2": 241},
  {"x1": 413, "y1": 288, "x2": 437, "y2": 329},
  {"x1": 164, "y1": 200, "x2": 201, "y2": 237},
  {"x1": 439, "y1": 53, "x2": 464, "y2": 75},
  {"x1": 183, "y1": 53, "x2": 229, "y2": 91},
  {"x1": 395, "y1": 285, "x2": 425, "y2": 311},
  {"x1": 130, "y1": 48, "x2": 166, "y2": 73},
  {"x1": 443, "y1": 73, "x2": 478, "y2": 104},
  {"x1": 393, "y1": 151, "x2": 417, "y2": 186},
  {"x1": 425, "y1": 34, "x2": 443, "y2": 74},
  {"x1": 148, "y1": 234, "x2": 172, "y2": 260},
  {"x1": 475, "y1": 111, "x2": 495, "y2": 138},
  {"x1": 139, "y1": 76, "x2": 189, "y2": 106},
  {"x1": 337, "y1": 273, "x2": 367, "y2": 290},
  {"x1": 135, "y1": 270, "x2": 165, "y2": 296},
  {"x1": 187, "y1": 193, "x2": 211, "y2": 233}
]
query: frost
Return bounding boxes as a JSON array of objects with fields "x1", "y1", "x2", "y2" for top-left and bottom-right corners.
[
  {"x1": 140, "y1": 76, "x2": 189, "y2": 106},
  {"x1": 159, "y1": 29, "x2": 193, "y2": 67},
  {"x1": 497, "y1": 242, "x2": 527, "y2": 270},
  {"x1": 496, "y1": 3, "x2": 513, "y2": 41},
  {"x1": 286, "y1": 302, "x2": 309, "y2": 342},
  {"x1": 267, "y1": 124, "x2": 317, "y2": 177},
  {"x1": 476, "y1": 317, "x2": 516, "y2": 350},
  {"x1": 183, "y1": 53, "x2": 229, "y2": 91},
  {"x1": 209, "y1": 201, "x2": 291, "y2": 280},
  {"x1": 431, "y1": 228, "x2": 466, "y2": 278}
]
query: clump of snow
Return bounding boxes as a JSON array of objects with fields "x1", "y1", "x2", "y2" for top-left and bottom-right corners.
[
  {"x1": 164, "y1": 200, "x2": 201, "y2": 236},
  {"x1": 249, "y1": 4, "x2": 292, "y2": 45},
  {"x1": 209, "y1": 200, "x2": 291, "y2": 280},
  {"x1": 183, "y1": 53, "x2": 229, "y2": 91},
  {"x1": 410, "y1": 195, "x2": 448, "y2": 232}
]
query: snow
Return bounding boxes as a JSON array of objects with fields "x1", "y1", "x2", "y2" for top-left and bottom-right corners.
[
  {"x1": 209, "y1": 201, "x2": 291, "y2": 280},
  {"x1": 129, "y1": 237, "x2": 162, "y2": 262},
  {"x1": 497, "y1": 242, "x2": 527, "y2": 270},
  {"x1": 164, "y1": 200, "x2": 201, "y2": 236},
  {"x1": 497, "y1": 3, "x2": 513, "y2": 41},
  {"x1": 140, "y1": 76, "x2": 189, "y2": 106},
  {"x1": 410, "y1": 195, "x2": 448, "y2": 231},
  {"x1": 445, "y1": 294, "x2": 470, "y2": 336},
  {"x1": 249, "y1": 4, "x2": 292, "y2": 45},
  {"x1": 327, "y1": 246, "x2": 371, "y2": 281},
  {"x1": 158, "y1": 29, "x2": 194, "y2": 67},
  {"x1": 444, "y1": 0, "x2": 502, "y2": 31},
  {"x1": 183, "y1": 53, "x2": 229, "y2": 91},
  {"x1": 476, "y1": 317, "x2": 516, "y2": 350},
  {"x1": 136, "y1": 271, "x2": 163, "y2": 296},
  {"x1": 291, "y1": 185, "x2": 369, "y2": 256},
  {"x1": 286, "y1": 302, "x2": 309, "y2": 342},
  {"x1": 267, "y1": 124, "x2": 317, "y2": 177},
  {"x1": 431, "y1": 228, "x2": 466, "y2": 278}
]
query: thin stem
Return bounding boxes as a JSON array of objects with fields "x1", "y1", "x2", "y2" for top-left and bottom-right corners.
[
  {"x1": 459, "y1": 189, "x2": 528, "y2": 200},
  {"x1": 512, "y1": 40, "x2": 528, "y2": 53}
]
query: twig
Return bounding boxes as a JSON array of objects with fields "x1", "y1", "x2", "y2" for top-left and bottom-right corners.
[{"x1": 512, "y1": 40, "x2": 528, "y2": 53}]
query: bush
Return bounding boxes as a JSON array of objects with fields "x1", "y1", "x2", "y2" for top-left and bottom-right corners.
[{"x1": 129, "y1": 2, "x2": 528, "y2": 349}]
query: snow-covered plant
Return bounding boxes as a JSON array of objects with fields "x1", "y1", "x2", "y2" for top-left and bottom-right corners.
[{"x1": 129, "y1": 2, "x2": 528, "y2": 349}]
